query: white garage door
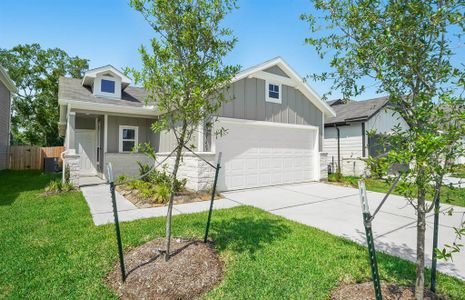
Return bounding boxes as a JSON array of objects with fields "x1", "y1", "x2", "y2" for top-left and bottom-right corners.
[{"x1": 214, "y1": 119, "x2": 318, "y2": 191}]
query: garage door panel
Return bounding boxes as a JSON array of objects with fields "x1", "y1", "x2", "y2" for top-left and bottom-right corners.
[{"x1": 215, "y1": 120, "x2": 317, "y2": 191}]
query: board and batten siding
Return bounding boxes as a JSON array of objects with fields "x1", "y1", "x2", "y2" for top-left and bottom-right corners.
[
  {"x1": 324, "y1": 123, "x2": 364, "y2": 163},
  {"x1": 219, "y1": 77, "x2": 324, "y2": 150},
  {"x1": 0, "y1": 81, "x2": 11, "y2": 170},
  {"x1": 366, "y1": 107, "x2": 409, "y2": 133},
  {"x1": 157, "y1": 128, "x2": 198, "y2": 153}
]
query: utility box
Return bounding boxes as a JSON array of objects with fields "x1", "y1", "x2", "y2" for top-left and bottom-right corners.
[{"x1": 44, "y1": 157, "x2": 60, "y2": 173}]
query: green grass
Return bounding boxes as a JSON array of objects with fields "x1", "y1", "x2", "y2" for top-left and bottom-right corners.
[
  {"x1": 1, "y1": 170, "x2": 464, "y2": 299},
  {"x1": 328, "y1": 173, "x2": 465, "y2": 208}
]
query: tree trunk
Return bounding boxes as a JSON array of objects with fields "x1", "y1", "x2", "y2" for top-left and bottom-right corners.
[
  {"x1": 164, "y1": 122, "x2": 187, "y2": 261},
  {"x1": 415, "y1": 188, "x2": 427, "y2": 300}
]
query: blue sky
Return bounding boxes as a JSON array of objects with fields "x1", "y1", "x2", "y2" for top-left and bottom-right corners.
[{"x1": 0, "y1": 0, "x2": 455, "y2": 101}]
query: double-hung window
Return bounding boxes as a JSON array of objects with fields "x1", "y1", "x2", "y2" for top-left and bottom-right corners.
[
  {"x1": 119, "y1": 125, "x2": 138, "y2": 153},
  {"x1": 265, "y1": 81, "x2": 282, "y2": 103}
]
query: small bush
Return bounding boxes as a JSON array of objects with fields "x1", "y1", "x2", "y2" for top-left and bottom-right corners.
[
  {"x1": 44, "y1": 179, "x2": 74, "y2": 195},
  {"x1": 61, "y1": 182, "x2": 74, "y2": 192},
  {"x1": 153, "y1": 183, "x2": 170, "y2": 204},
  {"x1": 116, "y1": 175, "x2": 128, "y2": 184},
  {"x1": 365, "y1": 156, "x2": 388, "y2": 179}
]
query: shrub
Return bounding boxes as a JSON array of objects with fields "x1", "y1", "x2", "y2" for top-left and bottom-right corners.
[
  {"x1": 61, "y1": 182, "x2": 74, "y2": 192},
  {"x1": 44, "y1": 179, "x2": 74, "y2": 195},
  {"x1": 365, "y1": 156, "x2": 388, "y2": 179},
  {"x1": 45, "y1": 180, "x2": 62, "y2": 194},
  {"x1": 137, "y1": 161, "x2": 152, "y2": 182},
  {"x1": 153, "y1": 183, "x2": 170, "y2": 204},
  {"x1": 116, "y1": 175, "x2": 128, "y2": 184}
]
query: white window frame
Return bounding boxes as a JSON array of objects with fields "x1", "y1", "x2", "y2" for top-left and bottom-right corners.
[
  {"x1": 265, "y1": 81, "x2": 282, "y2": 104},
  {"x1": 100, "y1": 77, "x2": 116, "y2": 96},
  {"x1": 119, "y1": 125, "x2": 138, "y2": 153}
]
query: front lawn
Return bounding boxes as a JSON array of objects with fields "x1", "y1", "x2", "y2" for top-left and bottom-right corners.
[
  {"x1": 328, "y1": 173, "x2": 465, "y2": 208},
  {"x1": 1, "y1": 170, "x2": 464, "y2": 299}
]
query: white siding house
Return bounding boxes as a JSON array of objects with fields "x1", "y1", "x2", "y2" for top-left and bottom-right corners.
[{"x1": 323, "y1": 97, "x2": 408, "y2": 176}]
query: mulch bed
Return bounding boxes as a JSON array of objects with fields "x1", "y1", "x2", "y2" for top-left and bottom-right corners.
[
  {"x1": 331, "y1": 282, "x2": 446, "y2": 300},
  {"x1": 117, "y1": 186, "x2": 222, "y2": 208},
  {"x1": 106, "y1": 238, "x2": 224, "y2": 300}
]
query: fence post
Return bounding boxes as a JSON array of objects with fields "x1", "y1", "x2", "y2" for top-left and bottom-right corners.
[
  {"x1": 107, "y1": 163, "x2": 126, "y2": 283},
  {"x1": 204, "y1": 152, "x2": 222, "y2": 243}
]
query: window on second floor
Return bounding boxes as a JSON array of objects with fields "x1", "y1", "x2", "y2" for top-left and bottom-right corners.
[
  {"x1": 101, "y1": 79, "x2": 115, "y2": 93},
  {"x1": 266, "y1": 82, "x2": 281, "y2": 103}
]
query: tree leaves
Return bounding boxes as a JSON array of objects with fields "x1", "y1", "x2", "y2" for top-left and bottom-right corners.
[{"x1": 0, "y1": 44, "x2": 89, "y2": 146}]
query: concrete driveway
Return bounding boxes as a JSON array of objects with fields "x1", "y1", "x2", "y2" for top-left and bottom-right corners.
[{"x1": 222, "y1": 182, "x2": 465, "y2": 280}]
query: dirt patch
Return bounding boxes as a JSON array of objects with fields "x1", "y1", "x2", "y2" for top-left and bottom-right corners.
[
  {"x1": 331, "y1": 282, "x2": 446, "y2": 300},
  {"x1": 107, "y1": 238, "x2": 224, "y2": 300},
  {"x1": 117, "y1": 185, "x2": 222, "y2": 208}
]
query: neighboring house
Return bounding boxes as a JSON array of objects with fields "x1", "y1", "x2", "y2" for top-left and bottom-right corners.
[
  {"x1": 324, "y1": 97, "x2": 408, "y2": 176},
  {"x1": 0, "y1": 66, "x2": 16, "y2": 170},
  {"x1": 58, "y1": 57, "x2": 335, "y2": 191}
]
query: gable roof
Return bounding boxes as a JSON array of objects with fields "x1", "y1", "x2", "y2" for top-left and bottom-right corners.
[
  {"x1": 0, "y1": 66, "x2": 16, "y2": 93},
  {"x1": 325, "y1": 96, "x2": 390, "y2": 125},
  {"x1": 233, "y1": 57, "x2": 336, "y2": 118}
]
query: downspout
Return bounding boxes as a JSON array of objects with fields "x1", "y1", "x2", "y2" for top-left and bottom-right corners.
[
  {"x1": 362, "y1": 122, "x2": 366, "y2": 157},
  {"x1": 336, "y1": 125, "x2": 341, "y2": 174}
]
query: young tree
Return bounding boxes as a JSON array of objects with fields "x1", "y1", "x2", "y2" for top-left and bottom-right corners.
[
  {"x1": 0, "y1": 44, "x2": 89, "y2": 146},
  {"x1": 128, "y1": 0, "x2": 239, "y2": 260},
  {"x1": 301, "y1": 0, "x2": 465, "y2": 298}
]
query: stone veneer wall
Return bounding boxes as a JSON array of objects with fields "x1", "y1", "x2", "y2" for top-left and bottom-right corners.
[
  {"x1": 319, "y1": 152, "x2": 328, "y2": 180},
  {"x1": 155, "y1": 152, "x2": 216, "y2": 191},
  {"x1": 104, "y1": 153, "x2": 152, "y2": 179},
  {"x1": 341, "y1": 157, "x2": 367, "y2": 177},
  {"x1": 62, "y1": 151, "x2": 80, "y2": 186}
]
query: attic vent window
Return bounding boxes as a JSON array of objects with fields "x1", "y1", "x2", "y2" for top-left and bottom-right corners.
[
  {"x1": 265, "y1": 81, "x2": 281, "y2": 103},
  {"x1": 101, "y1": 79, "x2": 115, "y2": 93}
]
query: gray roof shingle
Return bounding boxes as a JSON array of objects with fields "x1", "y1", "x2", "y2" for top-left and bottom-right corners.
[
  {"x1": 325, "y1": 96, "x2": 390, "y2": 125},
  {"x1": 58, "y1": 77, "x2": 150, "y2": 107}
]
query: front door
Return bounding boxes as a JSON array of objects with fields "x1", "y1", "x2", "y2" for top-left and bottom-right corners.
[{"x1": 76, "y1": 130, "x2": 97, "y2": 176}]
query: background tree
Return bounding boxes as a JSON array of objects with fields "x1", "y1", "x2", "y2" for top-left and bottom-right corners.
[
  {"x1": 0, "y1": 44, "x2": 89, "y2": 146},
  {"x1": 128, "y1": 0, "x2": 239, "y2": 259},
  {"x1": 301, "y1": 0, "x2": 465, "y2": 299}
]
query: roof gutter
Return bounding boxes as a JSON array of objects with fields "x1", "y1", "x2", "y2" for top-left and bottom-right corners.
[{"x1": 58, "y1": 98, "x2": 160, "y2": 117}]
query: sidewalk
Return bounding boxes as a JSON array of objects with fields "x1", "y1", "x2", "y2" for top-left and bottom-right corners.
[{"x1": 81, "y1": 184, "x2": 240, "y2": 226}]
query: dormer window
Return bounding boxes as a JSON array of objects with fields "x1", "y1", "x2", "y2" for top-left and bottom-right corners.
[
  {"x1": 265, "y1": 81, "x2": 281, "y2": 104},
  {"x1": 101, "y1": 79, "x2": 115, "y2": 93},
  {"x1": 82, "y1": 65, "x2": 132, "y2": 100}
]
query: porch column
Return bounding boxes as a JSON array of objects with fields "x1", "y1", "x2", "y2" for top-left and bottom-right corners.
[{"x1": 68, "y1": 112, "x2": 76, "y2": 151}]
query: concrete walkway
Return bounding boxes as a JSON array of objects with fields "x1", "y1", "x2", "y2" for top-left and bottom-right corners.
[
  {"x1": 81, "y1": 182, "x2": 465, "y2": 280},
  {"x1": 80, "y1": 184, "x2": 240, "y2": 226},
  {"x1": 222, "y1": 182, "x2": 465, "y2": 281}
]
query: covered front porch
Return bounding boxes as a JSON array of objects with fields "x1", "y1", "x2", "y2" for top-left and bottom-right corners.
[{"x1": 61, "y1": 109, "x2": 158, "y2": 186}]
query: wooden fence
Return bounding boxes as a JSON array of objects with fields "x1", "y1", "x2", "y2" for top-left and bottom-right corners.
[{"x1": 8, "y1": 146, "x2": 65, "y2": 170}]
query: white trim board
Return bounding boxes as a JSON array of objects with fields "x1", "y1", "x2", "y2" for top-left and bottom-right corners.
[
  {"x1": 217, "y1": 117, "x2": 319, "y2": 131},
  {"x1": 59, "y1": 99, "x2": 159, "y2": 116}
]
